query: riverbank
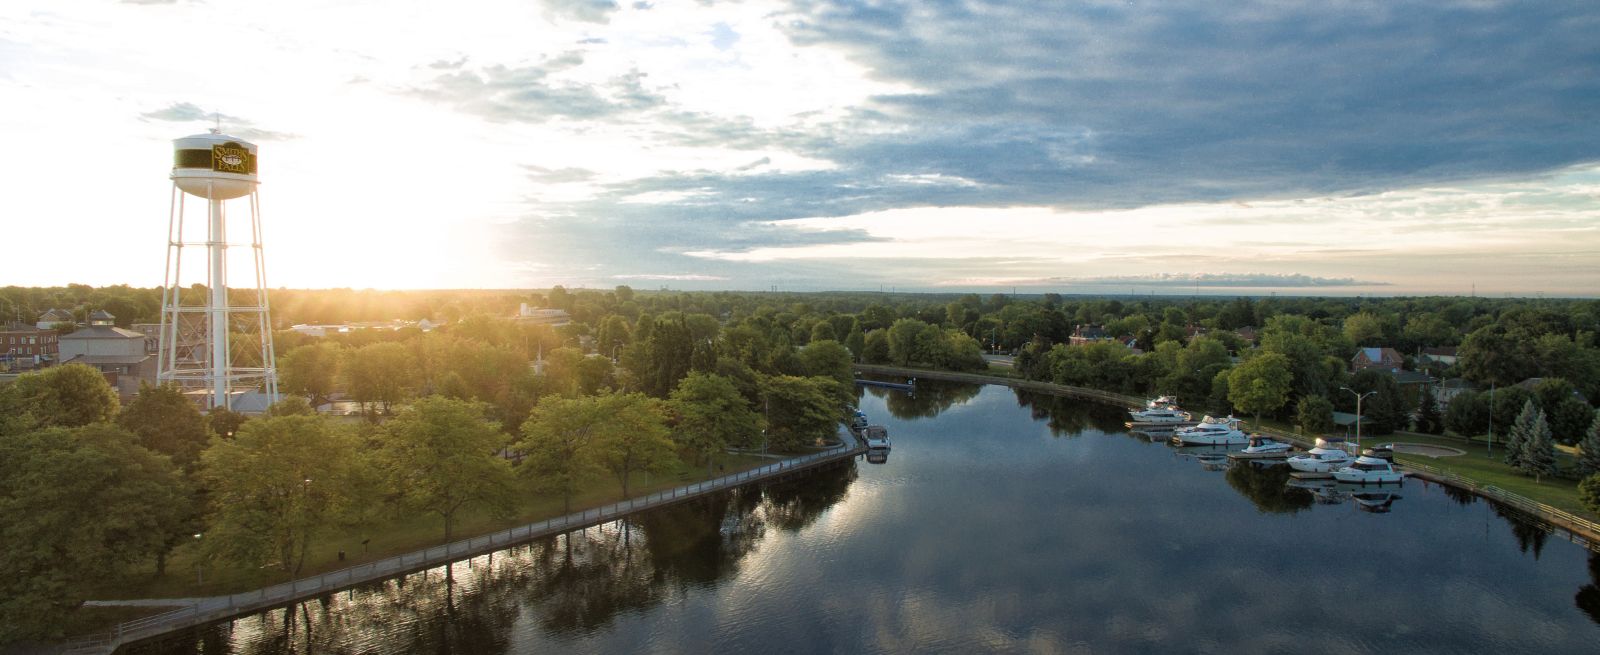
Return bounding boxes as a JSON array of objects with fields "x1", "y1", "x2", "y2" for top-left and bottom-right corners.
[
  {"x1": 67, "y1": 450, "x2": 781, "y2": 638},
  {"x1": 61, "y1": 440, "x2": 866, "y2": 653},
  {"x1": 857, "y1": 364, "x2": 1599, "y2": 524}
]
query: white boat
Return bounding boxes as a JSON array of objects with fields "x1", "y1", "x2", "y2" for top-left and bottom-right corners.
[
  {"x1": 1286, "y1": 438, "x2": 1353, "y2": 473},
  {"x1": 1332, "y1": 456, "x2": 1405, "y2": 484},
  {"x1": 863, "y1": 425, "x2": 890, "y2": 450},
  {"x1": 1169, "y1": 415, "x2": 1247, "y2": 446},
  {"x1": 1129, "y1": 406, "x2": 1192, "y2": 423},
  {"x1": 1238, "y1": 434, "x2": 1292, "y2": 456},
  {"x1": 1141, "y1": 395, "x2": 1180, "y2": 409}
]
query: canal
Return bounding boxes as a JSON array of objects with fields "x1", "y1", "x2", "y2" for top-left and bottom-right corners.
[{"x1": 130, "y1": 382, "x2": 1600, "y2": 653}]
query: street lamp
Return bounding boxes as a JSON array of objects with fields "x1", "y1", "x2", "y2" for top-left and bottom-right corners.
[
  {"x1": 193, "y1": 533, "x2": 204, "y2": 585},
  {"x1": 1340, "y1": 387, "x2": 1377, "y2": 452}
]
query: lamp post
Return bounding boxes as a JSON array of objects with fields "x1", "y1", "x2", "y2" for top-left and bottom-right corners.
[
  {"x1": 193, "y1": 533, "x2": 204, "y2": 585},
  {"x1": 1340, "y1": 387, "x2": 1377, "y2": 452}
]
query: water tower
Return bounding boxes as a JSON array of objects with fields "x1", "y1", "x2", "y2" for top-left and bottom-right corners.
[{"x1": 157, "y1": 130, "x2": 279, "y2": 411}]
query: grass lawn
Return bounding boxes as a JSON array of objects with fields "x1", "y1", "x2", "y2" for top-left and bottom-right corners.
[
  {"x1": 1251, "y1": 417, "x2": 1594, "y2": 518},
  {"x1": 85, "y1": 450, "x2": 776, "y2": 604}
]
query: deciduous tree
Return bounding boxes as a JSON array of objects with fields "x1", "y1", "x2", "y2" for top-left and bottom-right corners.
[
  {"x1": 200, "y1": 415, "x2": 367, "y2": 574},
  {"x1": 670, "y1": 372, "x2": 765, "y2": 473},
  {"x1": 378, "y1": 397, "x2": 517, "y2": 541},
  {"x1": 0, "y1": 363, "x2": 118, "y2": 431},
  {"x1": 1228, "y1": 352, "x2": 1293, "y2": 429},
  {"x1": 278, "y1": 342, "x2": 341, "y2": 407},
  {"x1": 592, "y1": 393, "x2": 677, "y2": 498},
  {"x1": 118, "y1": 382, "x2": 209, "y2": 471},
  {"x1": 517, "y1": 395, "x2": 608, "y2": 512}
]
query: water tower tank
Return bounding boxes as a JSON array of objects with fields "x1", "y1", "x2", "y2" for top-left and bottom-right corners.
[{"x1": 172, "y1": 132, "x2": 258, "y2": 200}]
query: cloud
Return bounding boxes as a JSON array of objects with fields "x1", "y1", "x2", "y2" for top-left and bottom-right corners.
[
  {"x1": 139, "y1": 102, "x2": 298, "y2": 141},
  {"x1": 411, "y1": 64, "x2": 664, "y2": 124},
  {"x1": 538, "y1": 0, "x2": 621, "y2": 24},
  {"x1": 610, "y1": 273, "x2": 729, "y2": 281}
]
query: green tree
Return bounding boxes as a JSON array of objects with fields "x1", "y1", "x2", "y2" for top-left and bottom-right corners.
[
  {"x1": 592, "y1": 393, "x2": 677, "y2": 498},
  {"x1": 117, "y1": 382, "x2": 209, "y2": 471},
  {"x1": 1296, "y1": 394, "x2": 1335, "y2": 435},
  {"x1": 761, "y1": 375, "x2": 840, "y2": 451},
  {"x1": 1520, "y1": 409, "x2": 1558, "y2": 483},
  {"x1": 378, "y1": 397, "x2": 517, "y2": 541},
  {"x1": 1342, "y1": 311, "x2": 1385, "y2": 346},
  {"x1": 344, "y1": 341, "x2": 414, "y2": 415},
  {"x1": 0, "y1": 363, "x2": 119, "y2": 431},
  {"x1": 1580, "y1": 474, "x2": 1600, "y2": 516},
  {"x1": 517, "y1": 395, "x2": 608, "y2": 512},
  {"x1": 208, "y1": 406, "x2": 248, "y2": 439},
  {"x1": 670, "y1": 372, "x2": 764, "y2": 473},
  {"x1": 200, "y1": 414, "x2": 366, "y2": 574},
  {"x1": 798, "y1": 340, "x2": 854, "y2": 390},
  {"x1": 1227, "y1": 352, "x2": 1293, "y2": 429},
  {"x1": 576, "y1": 355, "x2": 617, "y2": 395},
  {"x1": 1549, "y1": 397, "x2": 1597, "y2": 446},
  {"x1": 0, "y1": 425, "x2": 191, "y2": 639},
  {"x1": 861, "y1": 328, "x2": 890, "y2": 364},
  {"x1": 1445, "y1": 390, "x2": 1489, "y2": 437},
  {"x1": 1504, "y1": 400, "x2": 1538, "y2": 470},
  {"x1": 278, "y1": 342, "x2": 342, "y2": 407},
  {"x1": 1579, "y1": 414, "x2": 1600, "y2": 478},
  {"x1": 1415, "y1": 389, "x2": 1444, "y2": 435}
]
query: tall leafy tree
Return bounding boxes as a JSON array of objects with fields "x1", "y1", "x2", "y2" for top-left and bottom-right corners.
[
  {"x1": 1296, "y1": 394, "x2": 1335, "y2": 435},
  {"x1": 278, "y1": 341, "x2": 342, "y2": 407},
  {"x1": 379, "y1": 397, "x2": 517, "y2": 541},
  {"x1": 201, "y1": 415, "x2": 367, "y2": 574},
  {"x1": 118, "y1": 382, "x2": 209, "y2": 471},
  {"x1": 861, "y1": 328, "x2": 891, "y2": 364},
  {"x1": 761, "y1": 375, "x2": 840, "y2": 451},
  {"x1": 517, "y1": 395, "x2": 608, "y2": 512},
  {"x1": 1445, "y1": 390, "x2": 1489, "y2": 438},
  {"x1": 343, "y1": 341, "x2": 414, "y2": 415},
  {"x1": 1228, "y1": 352, "x2": 1293, "y2": 429},
  {"x1": 670, "y1": 373, "x2": 765, "y2": 473},
  {"x1": 592, "y1": 393, "x2": 677, "y2": 498},
  {"x1": 0, "y1": 362, "x2": 119, "y2": 431},
  {"x1": 0, "y1": 425, "x2": 191, "y2": 639}
]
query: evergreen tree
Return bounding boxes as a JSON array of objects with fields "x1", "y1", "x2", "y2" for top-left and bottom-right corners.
[
  {"x1": 1504, "y1": 399, "x2": 1538, "y2": 470},
  {"x1": 1415, "y1": 388, "x2": 1444, "y2": 435},
  {"x1": 1577, "y1": 414, "x2": 1600, "y2": 478},
  {"x1": 1520, "y1": 410, "x2": 1558, "y2": 482}
]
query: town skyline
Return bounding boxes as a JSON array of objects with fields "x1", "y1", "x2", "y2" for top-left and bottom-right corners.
[{"x1": 2, "y1": 1, "x2": 1597, "y2": 296}]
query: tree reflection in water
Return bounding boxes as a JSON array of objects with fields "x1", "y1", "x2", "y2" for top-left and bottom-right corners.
[
  {"x1": 856, "y1": 379, "x2": 981, "y2": 420},
  {"x1": 1494, "y1": 504, "x2": 1551, "y2": 559},
  {"x1": 1012, "y1": 390, "x2": 1130, "y2": 437},
  {"x1": 133, "y1": 463, "x2": 857, "y2": 653},
  {"x1": 1575, "y1": 551, "x2": 1600, "y2": 625},
  {"x1": 1223, "y1": 462, "x2": 1314, "y2": 514}
]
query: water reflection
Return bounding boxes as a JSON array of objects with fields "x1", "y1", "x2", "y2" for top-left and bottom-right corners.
[
  {"x1": 857, "y1": 378, "x2": 980, "y2": 419},
  {"x1": 1224, "y1": 462, "x2": 1314, "y2": 514},
  {"x1": 1577, "y1": 552, "x2": 1600, "y2": 625},
  {"x1": 133, "y1": 464, "x2": 857, "y2": 654},
  {"x1": 1012, "y1": 390, "x2": 1130, "y2": 436}
]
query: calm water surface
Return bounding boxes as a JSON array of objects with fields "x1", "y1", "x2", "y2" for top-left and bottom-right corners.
[{"x1": 134, "y1": 383, "x2": 1600, "y2": 653}]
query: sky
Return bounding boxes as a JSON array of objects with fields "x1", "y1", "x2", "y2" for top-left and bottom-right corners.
[{"x1": 2, "y1": 0, "x2": 1598, "y2": 296}]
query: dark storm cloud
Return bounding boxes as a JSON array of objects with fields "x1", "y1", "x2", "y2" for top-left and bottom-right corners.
[
  {"x1": 139, "y1": 102, "x2": 298, "y2": 141},
  {"x1": 487, "y1": 1, "x2": 1600, "y2": 286}
]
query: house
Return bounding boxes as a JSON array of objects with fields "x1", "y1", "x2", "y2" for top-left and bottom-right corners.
[
  {"x1": 58, "y1": 310, "x2": 154, "y2": 399},
  {"x1": 1418, "y1": 346, "x2": 1458, "y2": 367},
  {"x1": 1433, "y1": 377, "x2": 1474, "y2": 408},
  {"x1": 1069, "y1": 324, "x2": 1112, "y2": 346},
  {"x1": 1351, "y1": 347, "x2": 1405, "y2": 372},
  {"x1": 1517, "y1": 377, "x2": 1590, "y2": 404},
  {"x1": 0, "y1": 324, "x2": 58, "y2": 371},
  {"x1": 1234, "y1": 326, "x2": 1258, "y2": 345},
  {"x1": 35, "y1": 308, "x2": 74, "y2": 330},
  {"x1": 512, "y1": 303, "x2": 571, "y2": 327}
]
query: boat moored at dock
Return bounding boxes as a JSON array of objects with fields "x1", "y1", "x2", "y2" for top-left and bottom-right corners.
[
  {"x1": 1169, "y1": 415, "x2": 1247, "y2": 446},
  {"x1": 1332, "y1": 456, "x2": 1405, "y2": 485}
]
